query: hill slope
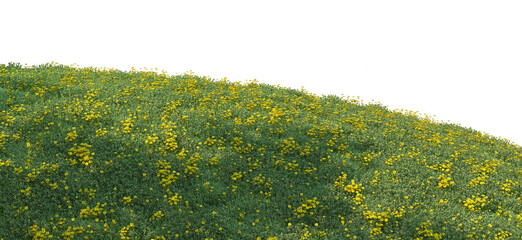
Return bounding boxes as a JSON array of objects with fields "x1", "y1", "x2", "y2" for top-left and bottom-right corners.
[{"x1": 1, "y1": 62, "x2": 522, "y2": 239}]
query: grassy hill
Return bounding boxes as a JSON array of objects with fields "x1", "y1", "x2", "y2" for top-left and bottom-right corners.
[{"x1": 1, "y1": 62, "x2": 522, "y2": 239}]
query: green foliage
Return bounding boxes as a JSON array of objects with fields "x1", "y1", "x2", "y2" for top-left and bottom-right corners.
[{"x1": 1, "y1": 62, "x2": 522, "y2": 239}]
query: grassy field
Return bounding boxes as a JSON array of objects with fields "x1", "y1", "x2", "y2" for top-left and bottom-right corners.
[{"x1": 1, "y1": 62, "x2": 522, "y2": 240}]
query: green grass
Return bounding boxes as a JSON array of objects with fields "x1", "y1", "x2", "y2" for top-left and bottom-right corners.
[{"x1": 1, "y1": 62, "x2": 522, "y2": 240}]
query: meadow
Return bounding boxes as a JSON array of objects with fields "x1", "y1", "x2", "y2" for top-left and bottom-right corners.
[{"x1": 1, "y1": 62, "x2": 522, "y2": 239}]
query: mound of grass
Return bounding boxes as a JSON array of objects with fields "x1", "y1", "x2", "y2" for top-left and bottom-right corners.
[{"x1": 1, "y1": 62, "x2": 521, "y2": 239}]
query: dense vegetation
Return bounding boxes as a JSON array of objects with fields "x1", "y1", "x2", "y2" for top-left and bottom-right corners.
[{"x1": 1, "y1": 62, "x2": 522, "y2": 239}]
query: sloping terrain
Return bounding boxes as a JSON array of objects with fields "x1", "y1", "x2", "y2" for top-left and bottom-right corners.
[{"x1": 1, "y1": 62, "x2": 522, "y2": 239}]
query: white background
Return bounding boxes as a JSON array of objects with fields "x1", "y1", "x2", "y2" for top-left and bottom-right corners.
[{"x1": 2, "y1": 0, "x2": 521, "y2": 147}]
